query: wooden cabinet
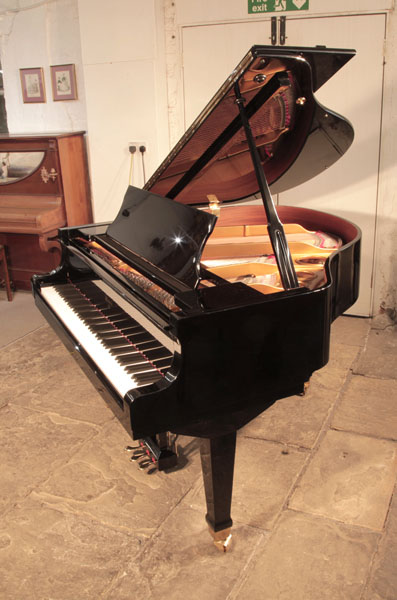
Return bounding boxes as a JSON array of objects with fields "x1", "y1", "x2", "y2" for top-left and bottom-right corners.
[{"x1": 0, "y1": 132, "x2": 92, "y2": 289}]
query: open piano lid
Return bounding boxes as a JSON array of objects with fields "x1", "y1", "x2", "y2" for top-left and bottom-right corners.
[
  {"x1": 107, "y1": 45, "x2": 355, "y2": 290},
  {"x1": 145, "y1": 44, "x2": 355, "y2": 204}
]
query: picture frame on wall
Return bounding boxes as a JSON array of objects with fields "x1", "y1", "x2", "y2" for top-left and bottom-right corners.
[
  {"x1": 20, "y1": 67, "x2": 46, "y2": 103},
  {"x1": 50, "y1": 64, "x2": 77, "y2": 101}
]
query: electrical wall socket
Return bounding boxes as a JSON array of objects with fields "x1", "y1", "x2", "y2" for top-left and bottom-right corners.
[
  {"x1": 128, "y1": 141, "x2": 148, "y2": 187},
  {"x1": 128, "y1": 141, "x2": 147, "y2": 153}
]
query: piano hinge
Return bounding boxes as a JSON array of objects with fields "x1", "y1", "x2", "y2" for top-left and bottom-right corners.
[{"x1": 207, "y1": 194, "x2": 221, "y2": 217}]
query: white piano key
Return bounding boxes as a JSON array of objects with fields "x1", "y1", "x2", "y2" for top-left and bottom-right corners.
[{"x1": 40, "y1": 285, "x2": 164, "y2": 397}]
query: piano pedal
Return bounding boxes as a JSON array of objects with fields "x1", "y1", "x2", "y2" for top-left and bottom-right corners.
[
  {"x1": 126, "y1": 436, "x2": 178, "y2": 473},
  {"x1": 129, "y1": 452, "x2": 145, "y2": 462},
  {"x1": 299, "y1": 380, "x2": 311, "y2": 396}
]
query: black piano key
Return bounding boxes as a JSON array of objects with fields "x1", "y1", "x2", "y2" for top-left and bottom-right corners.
[
  {"x1": 56, "y1": 286, "x2": 84, "y2": 295},
  {"x1": 107, "y1": 317, "x2": 139, "y2": 328},
  {"x1": 73, "y1": 281, "x2": 103, "y2": 293},
  {"x1": 64, "y1": 294, "x2": 86, "y2": 303},
  {"x1": 85, "y1": 302, "x2": 115, "y2": 311},
  {"x1": 95, "y1": 326, "x2": 142, "y2": 338},
  {"x1": 81, "y1": 316, "x2": 115, "y2": 326},
  {"x1": 119, "y1": 354, "x2": 156, "y2": 367},
  {"x1": 67, "y1": 289, "x2": 108, "y2": 303},
  {"x1": 107, "y1": 343, "x2": 163, "y2": 358},
  {"x1": 112, "y1": 350, "x2": 141, "y2": 362},
  {"x1": 88, "y1": 321, "x2": 139, "y2": 333},
  {"x1": 111, "y1": 339, "x2": 162, "y2": 353},
  {"x1": 136, "y1": 347, "x2": 171, "y2": 361},
  {"x1": 101, "y1": 339, "x2": 139, "y2": 351},
  {"x1": 89, "y1": 323, "x2": 120, "y2": 333},
  {"x1": 104, "y1": 338, "x2": 159, "y2": 351},
  {"x1": 154, "y1": 357, "x2": 173, "y2": 370},
  {"x1": 135, "y1": 372, "x2": 163, "y2": 386},
  {"x1": 124, "y1": 363, "x2": 158, "y2": 374},
  {"x1": 86, "y1": 297, "x2": 114, "y2": 308},
  {"x1": 119, "y1": 357, "x2": 161, "y2": 370},
  {"x1": 122, "y1": 359, "x2": 160, "y2": 373},
  {"x1": 64, "y1": 298, "x2": 92, "y2": 308},
  {"x1": 60, "y1": 291, "x2": 138, "y2": 331},
  {"x1": 79, "y1": 286, "x2": 108, "y2": 298},
  {"x1": 126, "y1": 363, "x2": 172, "y2": 377},
  {"x1": 76, "y1": 311, "x2": 114, "y2": 320},
  {"x1": 54, "y1": 280, "x2": 174, "y2": 383},
  {"x1": 123, "y1": 357, "x2": 172, "y2": 374},
  {"x1": 78, "y1": 286, "x2": 110, "y2": 298},
  {"x1": 123, "y1": 332, "x2": 154, "y2": 344},
  {"x1": 73, "y1": 306, "x2": 117, "y2": 316},
  {"x1": 98, "y1": 308, "x2": 126, "y2": 317},
  {"x1": 122, "y1": 348, "x2": 171, "y2": 368},
  {"x1": 60, "y1": 286, "x2": 90, "y2": 295}
]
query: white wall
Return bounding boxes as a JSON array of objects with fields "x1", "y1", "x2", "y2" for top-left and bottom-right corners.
[
  {"x1": 76, "y1": 0, "x2": 169, "y2": 222},
  {"x1": 0, "y1": 0, "x2": 86, "y2": 132},
  {"x1": 374, "y1": 7, "x2": 397, "y2": 319},
  {"x1": 175, "y1": 0, "x2": 393, "y2": 24}
]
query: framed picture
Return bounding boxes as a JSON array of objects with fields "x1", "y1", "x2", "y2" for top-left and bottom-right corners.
[
  {"x1": 50, "y1": 64, "x2": 77, "y2": 101},
  {"x1": 20, "y1": 67, "x2": 46, "y2": 103}
]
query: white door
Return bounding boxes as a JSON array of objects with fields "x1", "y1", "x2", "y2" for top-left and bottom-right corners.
[{"x1": 181, "y1": 14, "x2": 386, "y2": 316}]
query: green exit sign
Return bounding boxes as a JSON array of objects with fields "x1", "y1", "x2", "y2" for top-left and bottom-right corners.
[{"x1": 248, "y1": 0, "x2": 309, "y2": 13}]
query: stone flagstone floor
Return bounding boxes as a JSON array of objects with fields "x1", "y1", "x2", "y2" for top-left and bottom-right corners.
[{"x1": 0, "y1": 291, "x2": 396, "y2": 599}]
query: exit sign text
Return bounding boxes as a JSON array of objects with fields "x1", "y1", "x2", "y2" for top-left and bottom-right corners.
[{"x1": 248, "y1": 0, "x2": 309, "y2": 13}]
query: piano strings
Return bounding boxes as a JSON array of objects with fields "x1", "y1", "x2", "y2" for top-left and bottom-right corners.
[
  {"x1": 76, "y1": 238, "x2": 179, "y2": 312},
  {"x1": 202, "y1": 222, "x2": 341, "y2": 293},
  {"x1": 76, "y1": 222, "x2": 341, "y2": 302}
]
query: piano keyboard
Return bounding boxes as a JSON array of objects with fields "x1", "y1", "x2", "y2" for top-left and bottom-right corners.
[{"x1": 40, "y1": 279, "x2": 175, "y2": 397}]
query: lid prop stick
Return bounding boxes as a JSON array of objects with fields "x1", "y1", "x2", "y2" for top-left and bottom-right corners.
[{"x1": 234, "y1": 80, "x2": 299, "y2": 290}]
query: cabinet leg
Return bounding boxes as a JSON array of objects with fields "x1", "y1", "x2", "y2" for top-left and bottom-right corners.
[{"x1": 200, "y1": 432, "x2": 236, "y2": 551}]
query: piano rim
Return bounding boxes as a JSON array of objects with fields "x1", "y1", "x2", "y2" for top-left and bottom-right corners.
[{"x1": 53, "y1": 204, "x2": 361, "y2": 311}]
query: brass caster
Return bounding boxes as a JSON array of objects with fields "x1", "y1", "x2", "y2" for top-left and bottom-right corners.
[
  {"x1": 299, "y1": 380, "x2": 310, "y2": 396},
  {"x1": 209, "y1": 527, "x2": 232, "y2": 553}
]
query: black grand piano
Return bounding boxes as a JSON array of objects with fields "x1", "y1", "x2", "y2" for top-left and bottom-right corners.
[{"x1": 32, "y1": 45, "x2": 360, "y2": 550}]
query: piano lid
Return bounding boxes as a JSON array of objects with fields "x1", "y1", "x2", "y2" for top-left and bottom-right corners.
[{"x1": 145, "y1": 45, "x2": 355, "y2": 206}]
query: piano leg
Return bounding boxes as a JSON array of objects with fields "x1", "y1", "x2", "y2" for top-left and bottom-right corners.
[{"x1": 200, "y1": 432, "x2": 236, "y2": 552}]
